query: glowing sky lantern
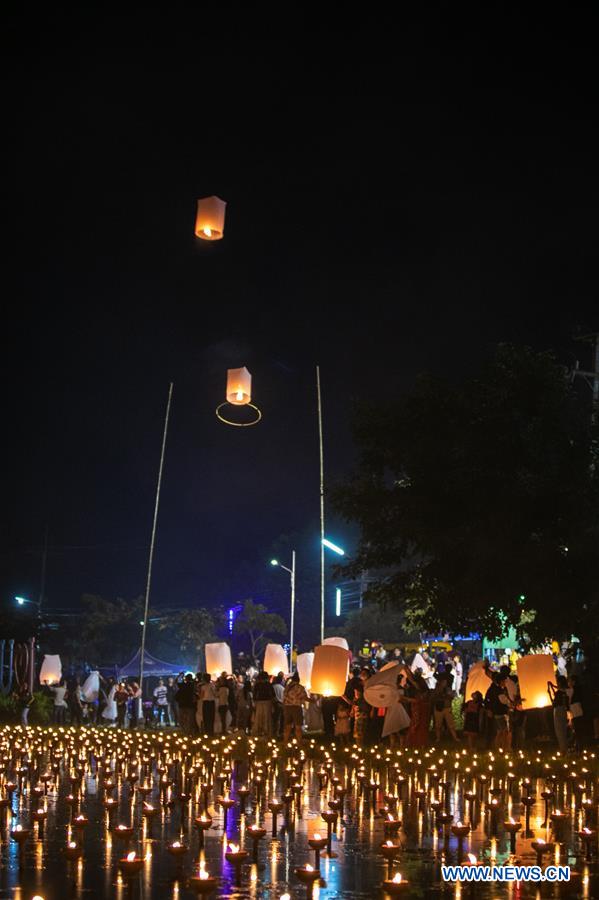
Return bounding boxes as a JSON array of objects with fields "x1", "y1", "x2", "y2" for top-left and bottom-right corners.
[
  {"x1": 39, "y1": 654, "x2": 62, "y2": 686},
  {"x1": 310, "y1": 644, "x2": 349, "y2": 697},
  {"x1": 194, "y1": 196, "x2": 226, "y2": 240},
  {"x1": 296, "y1": 652, "x2": 314, "y2": 690},
  {"x1": 216, "y1": 367, "x2": 262, "y2": 427},
  {"x1": 204, "y1": 643, "x2": 232, "y2": 677},
  {"x1": 464, "y1": 660, "x2": 492, "y2": 702},
  {"x1": 226, "y1": 367, "x2": 252, "y2": 405},
  {"x1": 516, "y1": 653, "x2": 556, "y2": 710},
  {"x1": 263, "y1": 643, "x2": 289, "y2": 677}
]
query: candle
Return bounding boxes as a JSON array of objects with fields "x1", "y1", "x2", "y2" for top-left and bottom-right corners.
[
  {"x1": 383, "y1": 873, "x2": 409, "y2": 895},
  {"x1": 119, "y1": 850, "x2": 144, "y2": 876},
  {"x1": 189, "y1": 863, "x2": 218, "y2": 895}
]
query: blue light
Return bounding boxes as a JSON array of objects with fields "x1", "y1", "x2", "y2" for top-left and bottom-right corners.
[
  {"x1": 335, "y1": 588, "x2": 342, "y2": 616},
  {"x1": 322, "y1": 538, "x2": 345, "y2": 556},
  {"x1": 15, "y1": 596, "x2": 27, "y2": 606},
  {"x1": 227, "y1": 604, "x2": 243, "y2": 635}
]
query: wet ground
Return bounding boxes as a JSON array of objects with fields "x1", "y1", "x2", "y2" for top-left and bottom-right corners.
[{"x1": 0, "y1": 728, "x2": 597, "y2": 898}]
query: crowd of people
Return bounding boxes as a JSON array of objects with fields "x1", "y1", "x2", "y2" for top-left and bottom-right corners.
[{"x1": 22, "y1": 642, "x2": 595, "y2": 754}]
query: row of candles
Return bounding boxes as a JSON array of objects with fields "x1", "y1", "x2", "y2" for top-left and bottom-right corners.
[{"x1": 1, "y1": 726, "x2": 599, "y2": 897}]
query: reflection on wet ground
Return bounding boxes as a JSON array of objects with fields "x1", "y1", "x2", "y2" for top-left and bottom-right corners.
[{"x1": 0, "y1": 727, "x2": 597, "y2": 898}]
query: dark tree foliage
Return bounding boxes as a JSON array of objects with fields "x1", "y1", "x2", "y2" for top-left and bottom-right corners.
[{"x1": 332, "y1": 345, "x2": 599, "y2": 649}]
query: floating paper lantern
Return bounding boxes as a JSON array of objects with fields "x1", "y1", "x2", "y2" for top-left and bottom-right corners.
[
  {"x1": 364, "y1": 665, "x2": 400, "y2": 708},
  {"x1": 310, "y1": 645, "x2": 349, "y2": 697},
  {"x1": 263, "y1": 643, "x2": 289, "y2": 677},
  {"x1": 39, "y1": 655, "x2": 62, "y2": 686},
  {"x1": 297, "y1": 653, "x2": 314, "y2": 690},
  {"x1": 464, "y1": 661, "x2": 492, "y2": 701},
  {"x1": 226, "y1": 367, "x2": 252, "y2": 406},
  {"x1": 205, "y1": 643, "x2": 232, "y2": 677},
  {"x1": 322, "y1": 636, "x2": 349, "y2": 651},
  {"x1": 81, "y1": 671, "x2": 100, "y2": 702},
  {"x1": 194, "y1": 196, "x2": 226, "y2": 240},
  {"x1": 517, "y1": 654, "x2": 555, "y2": 710}
]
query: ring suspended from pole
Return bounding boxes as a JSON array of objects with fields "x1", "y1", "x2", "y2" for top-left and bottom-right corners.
[{"x1": 216, "y1": 402, "x2": 262, "y2": 427}]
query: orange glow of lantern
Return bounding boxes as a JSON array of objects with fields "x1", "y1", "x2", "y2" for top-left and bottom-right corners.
[
  {"x1": 226, "y1": 367, "x2": 252, "y2": 406},
  {"x1": 195, "y1": 196, "x2": 226, "y2": 241},
  {"x1": 516, "y1": 654, "x2": 556, "y2": 710},
  {"x1": 310, "y1": 644, "x2": 349, "y2": 697},
  {"x1": 204, "y1": 643, "x2": 232, "y2": 677},
  {"x1": 263, "y1": 644, "x2": 289, "y2": 677},
  {"x1": 464, "y1": 661, "x2": 491, "y2": 702}
]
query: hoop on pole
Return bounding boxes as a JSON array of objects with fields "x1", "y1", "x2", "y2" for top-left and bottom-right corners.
[{"x1": 215, "y1": 402, "x2": 262, "y2": 427}]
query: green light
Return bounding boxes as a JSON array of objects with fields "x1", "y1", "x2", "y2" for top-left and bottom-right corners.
[
  {"x1": 270, "y1": 559, "x2": 279, "y2": 567},
  {"x1": 519, "y1": 594, "x2": 526, "y2": 602}
]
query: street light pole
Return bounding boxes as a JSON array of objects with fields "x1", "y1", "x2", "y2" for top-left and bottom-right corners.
[
  {"x1": 270, "y1": 552, "x2": 296, "y2": 671},
  {"x1": 316, "y1": 365, "x2": 325, "y2": 643}
]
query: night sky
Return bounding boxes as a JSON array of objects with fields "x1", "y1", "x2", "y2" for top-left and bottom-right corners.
[{"x1": 3, "y1": 16, "x2": 597, "y2": 645}]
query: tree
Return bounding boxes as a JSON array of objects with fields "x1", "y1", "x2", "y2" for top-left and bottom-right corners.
[
  {"x1": 156, "y1": 608, "x2": 221, "y2": 667},
  {"x1": 328, "y1": 601, "x2": 408, "y2": 655},
  {"x1": 74, "y1": 594, "x2": 145, "y2": 666},
  {"x1": 332, "y1": 345, "x2": 599, "y2": 651},
  {"x1": 232, "y1": 598, "x2": 286, "y2": 659}
]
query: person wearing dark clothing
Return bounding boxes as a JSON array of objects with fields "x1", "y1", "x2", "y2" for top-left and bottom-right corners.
[
  {"x1": 252, "y1": 672, "x2": 274, "y2": 736},
  {"x1": 176, "y1": 675, "x2": 196, "y2": 734}
]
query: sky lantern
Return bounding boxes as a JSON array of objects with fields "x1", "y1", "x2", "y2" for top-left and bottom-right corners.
[
  {"x1": 204, "y1": 642, "x2": 232, "y2": 677},
  {"x1": 194, "y1": 196, "x2": 226, "y2": 240},
  {"x1": 364, "y1": 663, "x2": 400, "y2": 707},
  {"x1": 310, "y1": 644, "x2": 349, "y2": 697},
  {"x1": 296, "y1": 652, "x2": 314, "y2": 690},
  {"x1": 464, "y1": 660, "x2": 492, "y2": 701},
  {"x1": 517, "y1": 653, "x2": 556, "y2": 710},
  {"x1": 226, "y1": 367, "x2": 252, "y2": 405},
  {"x1": 216, "y1": 367, "x2": 262, "y2": 427},
  {"x1": 263, "y1": 643, "x2": 289, "y2": 677},
  {"x1": 322, "y1": 636, "x2": 349, "y2": 651},
  {"x1": 39, "y1": 655, "x2": 62, "y2": 686}
]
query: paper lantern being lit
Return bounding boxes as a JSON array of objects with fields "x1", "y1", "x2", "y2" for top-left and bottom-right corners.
[
  {"x1": 296, "y1": 652, "x2": 314, "y2": 690},
  {"x1": 39, "y1": 655, "x2": 62, "y2": 686},
  {"x1": 263, "y1": 643, "x2": 289, "y2": 677},
  {"x1": 322, "y1": 636, "x2": 349, "y2": 651},
  {"x1": 194, "y1": 196, "x2": 226, "y2": 240},
  {"x1": 364, "y1": 664, "x2": 400, "y2": 708},
  {"x1": 310, "y1": 644, "x2": 349, "y2": 697},
  {"x1": 205, "y1": 643, "x2": 232, "y2": 677},
  {"x1": 226, "y1": 368, "x2": 252, "y2": 406},
  {"x1": 517, "y1": 654, "x2": 555, "y2": 710},
  {"x1": 464, "y1": 661, "x2": 492, "y2": 702},
  {"x1": 81, "y1": 671, "x2": 100, "y2": 702}
]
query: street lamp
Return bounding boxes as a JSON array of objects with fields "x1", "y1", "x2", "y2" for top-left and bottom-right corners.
[
  {"x1": 322, "y1": 538, "x2": 345, "y2": 556},
  {"x1": 14, "y1": 596, "x2": 40, "y2": 613},
  {"x1": 270, "y1": 552, "x2": 296, "y2": 670}
]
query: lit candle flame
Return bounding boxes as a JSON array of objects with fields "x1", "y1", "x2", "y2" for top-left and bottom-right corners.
[
  {"x1": 172, "y1": 841, "x2": 181, "y2": 848},
  {"x1": 126, "y1": 851, "x2": 136, "y2": 862},
  {"x1": 313, "y1": 833, "x2": 321, "y2": 840},
  {"x1": 306, "y1": 864, "x2": 314, "y2": 872},
  {"x1": 467, "y1": 853, "x2": 477, "y2": 864},
  {"x1": 228, "y1": 843, "x2": 240, "y2": 853},
  {"x1": 392, "y1": 873, "x2": 402, "y2": 883},
  {"x1": 203, "y1": 226, "x2": 212, "y2": 238}
]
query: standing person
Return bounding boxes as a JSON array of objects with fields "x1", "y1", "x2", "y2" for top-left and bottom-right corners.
[
  {"x1": 227, "y1": 675, "x2": 238, "y2": 730},
  {"x1": 200, "y1": 674, "x2": 216, "y2": 735},
  {"x1": 252, "y1": 672, "x2": 274, "y2": 737},
  {"x1": 431, "y1": 673, "x2": 460, "y2": 743},
  {"x1": 153, "y1": 678, "x2": 169, "y2": 726},
  {"x1": 175, "y1": 674, "x2": 196, "y2": 734},
  {"x1": 18, "y1": 685, "x2": 33, "y2": 726},
  {"x1": 115, "y1": 682, "x2": 130, "y2": 728},
  {"x1": 351, "y1": 683, "x2": 370, "y2": 746},
  {"x1": 321, "y1": 695, "x2": 338, "y2": 740},
  {"x1": 283, "y1": 672, "x2": 308, "y2": 743},
  {"x1": 306, "y1": 692, "x2": 324, "y2": 733},
  {"x1": 334, "y1": 697, "x2": 352, "y2": 746},
  {"x1": 462, "y1": 690, "x2": 483, "y2": 750},
  {"x1": 216, "y1": 674, "x2": 230, "y2": 734},
  {"x1": 485, "y1": 673, "x2": 511, "y2": 750},
  {"x1": 548, "y1": 675, "x2": 570, "y2": 753},
  {"x1": 452, "y1": 655, "x2": 463, "y2": 696},
  {"x1": 166, "y1": 677, "x2": 178, "y2": 727},
  {"x1": 102, "y1": 681, "x2": 118, "y2": 726},
  {"x1": 567, "y1": 675, "x2": 585, "y2": 751},
  {"x1": 236, "y1": 678, "x2": 253, "y2": 733},
  {"x1": 404, "y1": 669, "x2": 432, "y2": 748},
  {"x1": 272, "y1": 673, "x2": 285, "y2": 738},
  {"x1": 128, "y1": 682, "x2": 142, "y2": 729},
  {"x1": 67, "y1": 678, "x2": 84, "y2": 726}
]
